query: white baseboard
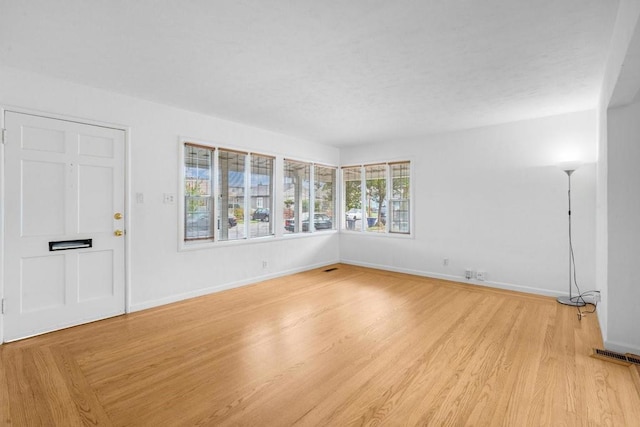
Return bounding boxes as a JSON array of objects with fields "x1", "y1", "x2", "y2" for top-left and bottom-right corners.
[
  {"x1": 129, "y1": 260, "x2": 339, "y2": 313},
  {"x1": 340, "y1": 259, "x2": 566, "y2": 298}
]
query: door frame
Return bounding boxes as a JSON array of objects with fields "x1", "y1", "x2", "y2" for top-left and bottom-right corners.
[{"x1": 0, "y1": 106, "x2": 132, "y2": 344}]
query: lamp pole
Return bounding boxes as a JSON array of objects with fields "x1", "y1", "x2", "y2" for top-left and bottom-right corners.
[{"x1": 557, "y1": 167, "x2": 586, "y2": 307}]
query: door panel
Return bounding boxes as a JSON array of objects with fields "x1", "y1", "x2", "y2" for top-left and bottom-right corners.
[
  {"x1": 78, "y1": 250, "x2": 114, "y2": 302},
  {"x1": 79, "y1": 133, "x2": 115, "y2": 158},
  {"x1": 21, "y1": 255, "x2": 66, "y2": 312},
  {"x1": 22, "y1": 125, "x2": 66, "y2": 153},
  {"x1": 79, "y1": 165, "x2": 114, "y2": 232},
  {"x1": 3, "y1": 111, "x2": 126, "y2": 342}
]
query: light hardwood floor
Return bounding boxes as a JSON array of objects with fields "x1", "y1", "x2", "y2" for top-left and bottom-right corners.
[{"x1": 1, "y1": 264, "x2": 638, "y2": 426}]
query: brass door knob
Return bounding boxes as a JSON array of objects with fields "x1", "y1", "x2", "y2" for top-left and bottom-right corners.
[
  {"x1": 114, "y1": 230, "x2": 124, "y2": 237},
  {"x1": 114, "y1": 212, "x2": 123, "y2": 220}
]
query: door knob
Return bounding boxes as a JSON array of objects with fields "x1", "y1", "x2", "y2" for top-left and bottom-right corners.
[
  {"x1": 114, "y1": 212, "x2": 123, "y2": 220},
  {"x1": 114, "y1": 230, "x2": 124, "y2": 237}
]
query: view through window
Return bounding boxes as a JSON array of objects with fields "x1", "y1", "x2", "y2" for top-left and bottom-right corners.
[
  {"x1": 183, "y1": 141, "x2": 346, "y2": 242},
  {"x1": 250, "y1": 154, "x2": 274, "y2": 238},
  {"x1": 184, "y1": 143, "x2": 277, "y2": 243},
  {"x1": 184, "y1": 144, "x2": 214, "y2": 240},
  {"x1": 342, "y1": 162, "x2": 410, "y2": 234},
  {"x1": 313, "y1": 166, "x2": 336, "y2": 232},
  {"x1": 283, "y1": 160, "x2": 310, "y2": 234}
]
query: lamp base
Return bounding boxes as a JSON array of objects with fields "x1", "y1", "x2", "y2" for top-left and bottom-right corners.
[{"x1": 556, "y1": 296, "x2": 586, "y2": 307}]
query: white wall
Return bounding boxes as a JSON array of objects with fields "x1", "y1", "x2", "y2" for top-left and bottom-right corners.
[
  {"x1": 606, "y1": 100, "x2": 640, "y2": 354},
  {"x1": 597, "y1": 0, "x2": 640, "y2": 351},
  {"x1": 595, "y1": 103, "x2": 609, "y2": 340},
  {"x1": 0, "y1": 65, "x2": 340, "y2": 316},
  {"x1": 340, "y1": 111, "x2": 597, "y2": 297}
]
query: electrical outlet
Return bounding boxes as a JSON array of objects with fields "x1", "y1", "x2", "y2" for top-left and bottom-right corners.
[
  {"x1": 262, "y1": 261, "x2": 268, "y2": 269},
  {"x1": 476, "y1": 271, "x2": 485, "y2": 281},
  {"x1": 443, "y1": 258, "x2": 449, "y2": 266},
  {"x1": 465, "y1": 269, "x2": 473, "y2": 280}
]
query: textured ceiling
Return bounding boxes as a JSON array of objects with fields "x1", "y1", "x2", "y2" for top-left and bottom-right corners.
[{"x1": 0, "y1": 0, "x2": 620, "y2": 146}]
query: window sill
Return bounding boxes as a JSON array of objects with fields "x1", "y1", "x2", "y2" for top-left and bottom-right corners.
[
  {"x1": 339, "y1": 230, "x2": 413, "y2": 239},
  {"x1": 178, "y1": 229, "x2": 338, "y2": 251}
]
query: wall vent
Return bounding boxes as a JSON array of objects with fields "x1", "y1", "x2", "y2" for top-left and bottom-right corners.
[{"x1": 591, "y1": 348, "x2": 640, "y2": 366}]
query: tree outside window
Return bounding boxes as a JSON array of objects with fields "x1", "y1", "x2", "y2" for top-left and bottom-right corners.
[{"x1": 365, "y1": 164, "x2": 386, "y2": 233}]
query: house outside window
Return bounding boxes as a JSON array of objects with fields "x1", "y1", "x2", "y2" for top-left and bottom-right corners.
[{"x1": 249, "y1": 154, "x2": 274, "y2": 238}]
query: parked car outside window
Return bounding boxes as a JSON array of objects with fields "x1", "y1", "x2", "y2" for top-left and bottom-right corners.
[
  {"x1": 186, "y1": 212, "x2": 236, "y2": 238},
  {"x1": 303, "y1": 213, "x2": 332, "y2": 231},
  {"x1": 284, "y1": 218, "x2": 295, "y2": 232},
  {"x1": 251, "y1": 208, "x2": 270, "y2": 221},
  {"x1": 285, "y1": 213, "x2": 333, "y2": 232}
]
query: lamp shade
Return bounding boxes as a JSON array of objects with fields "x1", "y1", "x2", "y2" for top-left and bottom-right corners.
[{"x1": 557, "y1": 161, "x2": 582, "y2": 176}]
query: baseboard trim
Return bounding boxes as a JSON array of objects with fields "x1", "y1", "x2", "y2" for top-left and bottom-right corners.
[
  {"x1": 129, "y1": 260, "x2": 339, "y2": 313},
  {"x1": 339, "y1": 259, "x2": 566, "y2": 298}
]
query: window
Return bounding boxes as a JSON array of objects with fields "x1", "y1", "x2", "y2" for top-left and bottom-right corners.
[
  {"x1": 183, "y1": 141, "x2": 337, "y2": 243},
  {"x1": 283, "y1": 160, "x2": 310, "y2": 234},
  {"x1": 183, "y1": 142, "x2": 275, "y2": 243},
  {"x1": 314, "y1": 166, "x2": 336, "y2": 232},
  {"x1": 249, "y1": 154, "x2": 274, "y2": 238},
  {"x1": 342, "y1": 166, "x2": 362, "y2": 231},
  {"x1": 218, "y1": 149, "x2": 245, "y2": 241},
  {"x1": 390, "y1": 162, "x2": 410, "y2": 233},
  {"x1": 342, "y1": 161, "x2": 410, "y2": 235},
  {"x1": 365, "y1": 164, "x2": 387, "y2": 233},
  {"x1": 184, "y1": 144, "x2": 214, "y2": 240}
]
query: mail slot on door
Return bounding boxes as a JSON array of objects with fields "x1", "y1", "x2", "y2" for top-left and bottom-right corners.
[{"x1": 49, "y1": 239, "x2": 93, "y2": 251}]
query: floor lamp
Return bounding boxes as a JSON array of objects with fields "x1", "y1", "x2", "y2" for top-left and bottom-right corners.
[{"x1": 557, "y1": 162, "x2": 586, "y2": 307}]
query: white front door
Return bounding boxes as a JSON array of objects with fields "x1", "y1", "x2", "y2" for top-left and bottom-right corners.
[{"x1": 3, "y1": 111, "x2": 126, "y2": 342}]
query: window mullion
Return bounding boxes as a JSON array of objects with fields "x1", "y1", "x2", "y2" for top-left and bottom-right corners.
[
  {"x1": 385, "y1": 163, "x2": 390, "y2": 233},
  {"x1": 244, "y1": 154, "x2": 251, "y2": 239},
  {"x1": 212, "y1": 148, "x2": 220, "y2": 242},
  {"x1": 309, "y1": 164, "x2": 315, "y2": 233},
  {"x1": 360, "y1": 165, "x2": 366, "y2": 232}
]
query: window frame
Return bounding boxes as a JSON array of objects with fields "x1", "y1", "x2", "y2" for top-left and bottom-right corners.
[
  {"x1": 179, "y1": 139, "x2": 277, "y2": 250},
  {"x1": 313, "y1": 164, "x2": 338, "y2": 233},
  {"x1": 341, "y1": 161, "x2": 412, "y2": 237},
  {"x1": 179, "y1": 139, "x2": 338, "y2": 251},
  {"x1": 283, "y1": 159, "x2": 338, "y2": 236},
  {"x1": 183, "y1": 142, "x2": 216, "y2": 242}
]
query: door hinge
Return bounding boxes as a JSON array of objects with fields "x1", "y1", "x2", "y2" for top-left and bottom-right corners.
[
  {"x1": 1, "y1": 128, "x2": 6, "y2": 144},
  {"x1": 1, "y1": 298, "x2": 4, "y2": 314}
]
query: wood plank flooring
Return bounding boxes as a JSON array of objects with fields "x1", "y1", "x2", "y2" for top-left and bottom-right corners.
[{"x1": 1, "y1": 264, "x2": 639, "y2": 426}]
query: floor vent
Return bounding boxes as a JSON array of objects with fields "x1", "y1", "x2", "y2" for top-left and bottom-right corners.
[
  {"x1": 627, "y1": 354, "x2": 640, "y2": 365},
  {"x1": 591, "y1": 348, "x2": 640, "y2": 366},
  {"x1": 324, "y1": 267, "x2": 338, "y2": 272}
]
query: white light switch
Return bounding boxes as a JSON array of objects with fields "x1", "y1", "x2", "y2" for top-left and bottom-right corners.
[{"x1": 136, "y1": 192, "x2": 144, "y2": 204}]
